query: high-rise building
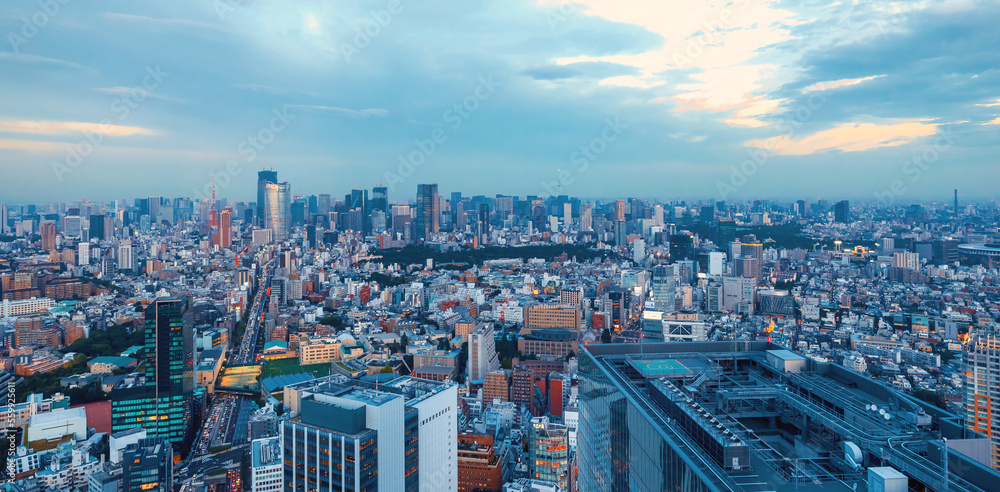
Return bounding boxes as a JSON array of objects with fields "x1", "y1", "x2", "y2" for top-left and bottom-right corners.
[
  {"x1": 77, "y1": 241, "x2": 90, "y2": 266},
  {"x1": 580, "y1": 203, "x2": 593, "y2": 232},
  {"x1": 89, "y1": 214, "x2": 106, "y2": 241},
  {"x1": 40, "y1": 222, "x2": 57, "y2": 251},
  {"x1": 122, "y1": 437, "x2": 173, "y2": 492},
  {"x1": 283, "y1": 375, "x2": 458, "y2": 492},
  {"x1": 578, "y1": 341, "x2": 1000, "y2": 492},
  {"x1": 468, "y1": 323, "x2": 500, "y2": 384},
  {"x1": 0, "y1": 202, "x2": 7, "y2": 235},
  {"x1": 478, "y1": 203, "x2": 490, "y2": 244},
  {"x1": 111, "y1": 297, "x2": 194, "y2": 451},
  {"x1": 257, "y1": 170, "x2": 278, "y2": 227},
  {"x1": 834, "y1": 200, "x2": 850, "y2": 223},
  {"x1": 483, "y1": 370, "x2": 510, "y2": 404},
  {"x1": 63, "y1": 215, "x2": 83, "y2": 239},
  {"x1": 416, "y1": 184, "x2": 440, "y2": 240},
  {"x1": 614, "y1": 200, "x2": 625, "y2": 221},
  {"x1": 118, "y1": 241, "x2": 133, "y2": 273},
  {"x1": 264, "y1": 181, "x2": 291, "y2": 241},
  {"x1": 651, "y1": 265, "x2": 676, "y2": 313},
  {"x1": 511, "y1": 366, "x2": 537, "y2": 416},
  {"x1": 213, "y1": 208, "x2": 232, "y2": 248},
  {"x1": 966, "y1": 335, "x2": 1000, "y2": 469},
  {"x1": 371, "y1": 186, "x2": 389, "y2": 215},
  {"x1": 528, "y1": 416, "x2": 569, "y2": 491}
]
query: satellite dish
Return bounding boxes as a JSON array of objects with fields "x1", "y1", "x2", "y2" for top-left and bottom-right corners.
[
  {"x1": 879, "y1": 409, "x2": 886, "y2": 416},
  {"x1": 865, "y1": 404, "x2": 871, "y2": 411},
  {"x1": 871, "y1": 405, "x2": 878, "y2": 413},
  {"x1": 884, "y1": 413, "x2": 891, "y2": 420}
]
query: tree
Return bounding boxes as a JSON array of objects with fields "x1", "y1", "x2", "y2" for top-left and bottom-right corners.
[
  {"x1": 399, "y1": 333, "x2": 409, "y2": 352},
  {"x1": 438, "y1": 337, "x2": 451, "y2": 351},
  {"x1": 565, "y1": 350, "x2": 576, "y2": 362},
  {"x1": 601, "y1": 328, "x2": 612, "y2": 344}
]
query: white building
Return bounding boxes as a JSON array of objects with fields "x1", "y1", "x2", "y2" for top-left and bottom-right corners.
[
  {"x1": 0, "y1": 297, "x2": 56, "y2": 318},
  {"x1": 77, "y1": 242, "x2": 90, "y2": 266},
  {"x1": 251, "y1": 436, "x2": 283, "y2": 492},
  {"x1": 26, "y1": 407, "x2": 87, "y2": 443}
]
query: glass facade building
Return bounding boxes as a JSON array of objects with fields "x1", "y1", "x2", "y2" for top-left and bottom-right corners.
[{"x1": 264, "y1": 181, "x2": 291, "y2": 241}]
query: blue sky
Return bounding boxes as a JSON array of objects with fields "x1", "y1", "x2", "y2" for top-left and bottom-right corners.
[{"x1": 1, "y1": 0, "x2": 997, "y2": 205}]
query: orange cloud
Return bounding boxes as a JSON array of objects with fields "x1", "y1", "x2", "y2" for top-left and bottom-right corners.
[
  {"x1": 802, "y1": 75, "x2": 884, "y2": 92},
  {"x1": 0, "y1": 120, "x2": 156, "y2": 136},
  {"x1": 745, "y1": 120, "x2": 939, "y2": 155}
]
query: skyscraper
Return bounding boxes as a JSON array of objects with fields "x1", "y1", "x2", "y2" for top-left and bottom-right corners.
[
  {"x1": 264, "y1": 181, "x2": 291, "y2": 241},
  {"x1": 371, "y1": 186, "x2": 389, "y2": 215},
  {"x1": 965, "y1": 335, "x2": 1000, "y2": 469},
  {"x1": 213, "y1": 208, "x2": 232, "y2": 249},
  {"x1": 63, "y1": 215, "x2": 83, "y2": 239},
  {"x1": 651, "y1": 265, "x2": 676, "y2": 312},
  {"x1": 416, "y1": 184, "x2": 439, "y2": 240},
  {"x1": 111, "y1": 297, "x2": 194, "y2": 451},
  {"x1": 0, "y1": 202, "x2": 7, "y2": 235},
  {"x1": 614, "y1": 199, "x2": 625, "y2": 221},
  {"x1": 256, "y1": 170, "x2": 278, "y2": 227},
  {"x1": 581, "y1": 202, "x2": 593, "y2": 232},
  {"x1": 40, "y1": 222, "x2": 56, "y2": 251},
  {"x1": 118, "y1": 241, "x2": 133, "y2": 273},
  {"x1": 78, "y1": 242, "x2": 90, "y2": 266},
  {"x1": 834, "y1": 200, "x2": 850, "y2": 223},
  {"x1": 477, "y1": 203, "x2": 490, "y2": 244}
]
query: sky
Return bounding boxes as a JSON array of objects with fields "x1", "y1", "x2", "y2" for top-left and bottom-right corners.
[{"x1": 1, "y1": 0, "x2": 998, "y2": 206}]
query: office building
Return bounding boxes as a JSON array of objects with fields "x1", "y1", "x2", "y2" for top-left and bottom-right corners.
[
  {"x1": 77, "y1": 241, "x2": 89, "y2": 266},
  {"x1": 282, "y1": 375, "x2": 458, "y2": 492},
  {"x1": 651, "y1": 265, "x2": 676, "y2": 313},
  {"x1": 458, "y1": 433, "x2": 504, "y2": 492},
  {"x1": 213, "y1": 208, "x2": 232, "y2": 249},
  {"x1": 118, "y1": 241, "x2": 133, "y2": 273},
  {"x1": 41, "y1": 222, "x2": 57, "y2": 251},
  {"x1": 524, "y1": 305, "x2": 581, "y2": 331},
  {"x1": 0, "y1": 202, "x2": 7, "y2": 235},
  {"x1": 577, "y1": 341, "x2": 999, "y2": 491},
  {"x1": 110, "y1": 297, "x2": 195, "y2": 451},
  {"x1": 257, "y1": 170, "x2": 278, "y2": 227},
  {"x1": 966, "y1": 335, "x2": 1000, "y2": 469},
  {"x1": 264, "y1": 181, "x2": 291, "y2": 241},
  {"x1": 468, "y1": 323, "x2": 500, "y2": 384},
  {"x1": 529, "y1": 416, "x2": 569, "y2": 491},
  {"x1": 122, "y1": 438, "x2": 173, "y2": 492},
  {"x1": 483, "y1": 370, "x2": 510, "y2": 403},
  {"x1": 251, "y1": 436, "x2": 283, "y2": 492},
  {"x1": 416, "y1": 184, "x2": 440, "y2": 239},
  {"x1": 834, "y1": 200, "x2": 850, "y2": 223},
  {"x1": 63, "y1": 215, "x2": 83, "y2": 239}
]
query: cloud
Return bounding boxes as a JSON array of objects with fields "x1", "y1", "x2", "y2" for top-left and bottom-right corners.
[
  {"x1": 0, "y1": 140, "x2": 70, "y2": 152},
  {"x1": 0, "y1": 52, "x2": 90, "y2": 71},
  {"x1": 745, "y1": 119, "x2": 939, "y2": 156},
  {"x1": 231, "y1": 84, "x2": 319, "y2": 97},
  {"x1": 93, "y1": 87, "x2": 189, "y2": 103},
  {"x1": 303, "y1": 12, "x2": 322, "y2": 35},
  {"x1": 104, "y1": 12, "x2": 229, "y2": 32},
  {"x1": 981, "y1": 117, "x2": 1000, "y2": 126},
  {"x1": 0, "y1": 120, "x2": 157, "y2": 137},
  {"x1": 977, "y1": 98, "x2": 1000, "y2": 107},
  {"x1": 550, "y1": 0, "x2": 799, "y2": 125},
  {"x1": 802, "y1": 75, "x2": 884, "y2": 93},
  {"x1": 288, "y1": 105, "x2": 389, "y2": 118}
]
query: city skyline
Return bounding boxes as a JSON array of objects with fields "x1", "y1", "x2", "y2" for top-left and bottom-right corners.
[{"x1": 2, "y1": 0, "x2": 999, "y2": 203}]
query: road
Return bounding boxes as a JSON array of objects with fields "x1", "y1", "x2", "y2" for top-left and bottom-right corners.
[{"x1": 177, "y1": 254, "x2": 275, "y2": 487}]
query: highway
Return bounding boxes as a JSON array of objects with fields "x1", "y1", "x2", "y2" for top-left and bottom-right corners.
[{"x1": 178, "y1": 253, "x2": 275, "y2": 487}]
